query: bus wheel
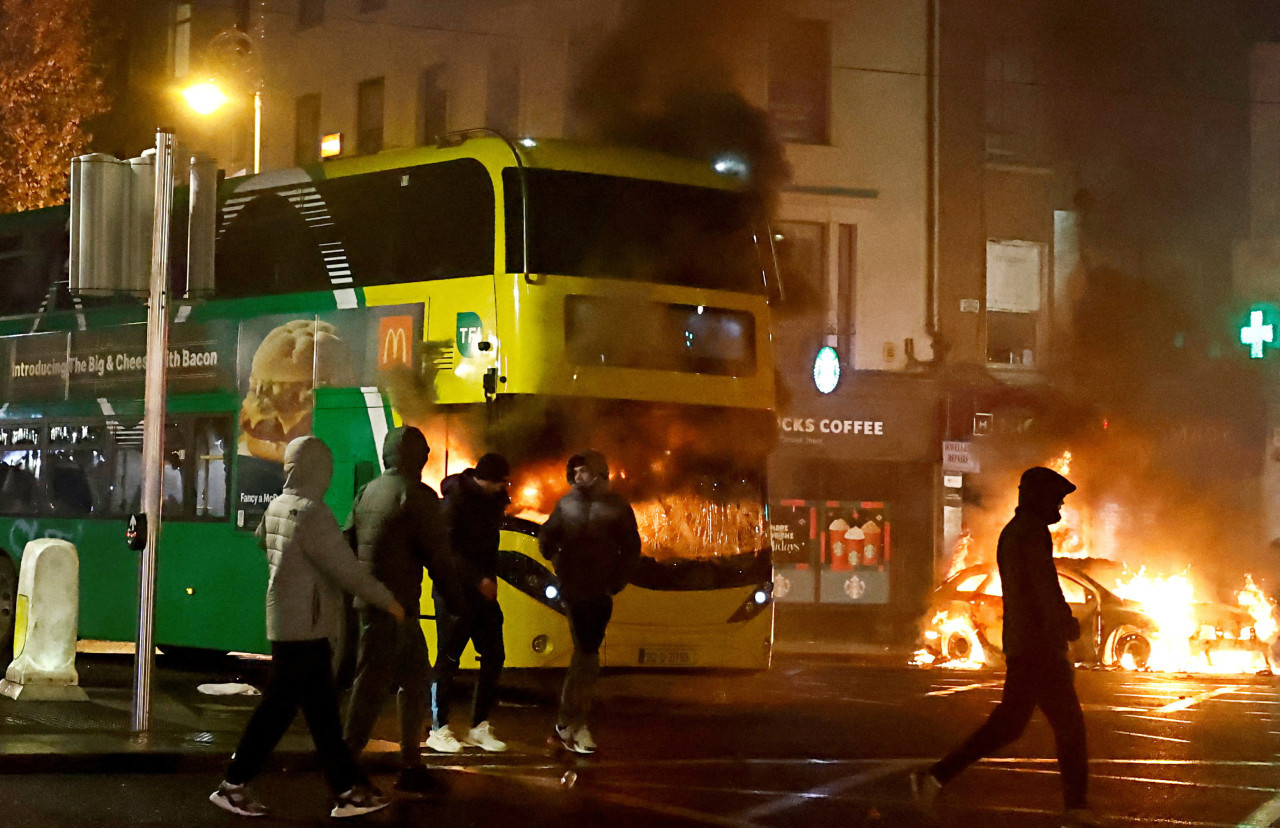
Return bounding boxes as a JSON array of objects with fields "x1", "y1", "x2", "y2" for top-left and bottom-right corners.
[{"x1": 0, "y1": 553, "x2": 15, "y2": 666}]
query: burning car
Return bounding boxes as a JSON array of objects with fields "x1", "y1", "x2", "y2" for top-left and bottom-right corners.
[{"x1": 919, "y1": 558, "x2": 1274, "y2": 673}]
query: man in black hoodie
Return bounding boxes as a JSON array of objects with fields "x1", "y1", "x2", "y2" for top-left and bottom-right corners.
[
  {"x1": 912, "y1": 466, "x2": 1099, "y2": 828},
  {"x1": 342, "y1": 426, "x2": 461, "y2": 796},
  {"x1": 538, "y1": 450, "x2": 641, "y2": 754},
  {"x1": 428, "y1": 453, "x2": 512, "y2": 754}
]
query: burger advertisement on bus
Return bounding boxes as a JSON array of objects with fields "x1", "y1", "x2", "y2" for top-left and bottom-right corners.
[{"x1": 234, "y1": 305, "x2": 422, "y2": 527}]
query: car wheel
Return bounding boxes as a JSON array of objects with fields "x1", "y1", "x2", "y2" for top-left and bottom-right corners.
[
  {"x1": 942, "y1": 626, "x2": 980, "y2": 663},
  {"x1": 1106, "y1": 625, "x2": 1152, "y2": 670}
]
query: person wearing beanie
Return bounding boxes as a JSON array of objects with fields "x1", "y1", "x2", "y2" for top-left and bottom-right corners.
[
  {"x1": 912, "y1": 466, "x2": 1100, "y2": 828},
  {"x1": 538, "y1": 449, "x2": 641, "y2": 754},
  {"x1": 428, "y1": 453, "x2": 513, "y2": 754}
]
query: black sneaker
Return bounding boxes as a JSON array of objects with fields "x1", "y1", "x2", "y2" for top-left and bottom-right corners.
[
  {"x1": 330, "y1": 783, "x2": 390, "y2": 819},
  {"x1": 209, "y1": 780, "x2": 268, "y2": 817},
  {"x1": 394, "y1": 765, "x2": 444, "y2": 797}
]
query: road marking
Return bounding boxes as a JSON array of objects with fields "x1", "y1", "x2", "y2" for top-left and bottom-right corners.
[
  {"x1": 1122, "y1": 714, "x2": 1191, "y2": 724},
  {"x1": 735, "y1": 758, "x2": 917, "y2": 821},
  {"x1": 1239, "y1": 791, "x2": 1280, "y2": 828},
  {"x1": 1156, "y1": 686, "x2": 1242, "y2": 713},
  {"x1": 1116, "y1": 730, "x2": 1192, "y2": 744},
  {"x1": 450, "y1": 764, "x2": 766, "y2": 827},
  {"x1": 927, "y1": 681, "x2": 1002, "y2": 697}
]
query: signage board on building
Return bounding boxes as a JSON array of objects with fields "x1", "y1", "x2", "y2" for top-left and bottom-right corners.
[{"x1": 942, "y1": 440, "x2": 979, "y2": 472}]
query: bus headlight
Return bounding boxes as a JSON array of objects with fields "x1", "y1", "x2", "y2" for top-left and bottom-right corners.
[
  {"x1": 544, "y1": 584, "x2": 560, "y2": 601},
  {"x1": 531, "y1": 634, "x2": 550, "y2": 654},
  {"x1": 729, "y1": 582, "x2": 773, "y2": 623}
]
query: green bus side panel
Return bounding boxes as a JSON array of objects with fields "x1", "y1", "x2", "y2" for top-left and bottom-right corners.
[
  {"x1": 1, "y1": 516, "x2": 269, "y2": 653},
  {"x1": 314, "y1": 387, "x2": 388, "y2": 523}
]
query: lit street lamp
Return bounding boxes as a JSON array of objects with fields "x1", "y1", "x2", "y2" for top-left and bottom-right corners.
[{"x1": 180, "y1": 78, "x2": 262, "y2": 174}]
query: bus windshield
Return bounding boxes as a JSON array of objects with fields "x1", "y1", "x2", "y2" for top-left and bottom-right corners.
[{"x1": 505, "y1": 168, "x2": 768, "y2": 294}]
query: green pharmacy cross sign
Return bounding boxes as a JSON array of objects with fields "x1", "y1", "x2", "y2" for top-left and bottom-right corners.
[{"x1": 1241, "y1": 305, "x2": 1279, "y2": 359}]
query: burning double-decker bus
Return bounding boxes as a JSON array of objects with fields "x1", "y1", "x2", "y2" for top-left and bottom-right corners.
[{"x1": 0, "y1": 132, "x2": 776, "y2": 669}]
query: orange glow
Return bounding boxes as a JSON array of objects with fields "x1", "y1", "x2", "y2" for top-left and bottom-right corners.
[{"x1": 933, "y1": 448, "x2": 1277, "y2": 675}]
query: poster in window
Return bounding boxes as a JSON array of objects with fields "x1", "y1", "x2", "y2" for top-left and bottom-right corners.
[
  {"x1": 986, "y1": 240, "x2": 1041, "y2": 313},
  {"x1": 768, "y1": 501, "x2": 816, "y2": 603}
]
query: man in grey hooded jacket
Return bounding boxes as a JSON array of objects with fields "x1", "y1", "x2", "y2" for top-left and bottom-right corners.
[{"x1": 210, "y1": 436, "x2": 403, "y2": 820}]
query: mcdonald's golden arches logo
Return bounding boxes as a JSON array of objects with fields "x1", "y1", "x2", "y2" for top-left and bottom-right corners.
[{"x1": 377, "y1": 315, "x2": 414, "y2": 369}]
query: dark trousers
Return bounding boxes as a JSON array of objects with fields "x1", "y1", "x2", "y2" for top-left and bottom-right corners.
[
  {"x1": 557, "y1": 595, "x2": 613, "y2": 730},
  {"x1": 431, "y1": 590, "x2": 505, "y2": 729},
  {"x1": 343, "y1": 608, "x2": 430, "y2": 769},
  {"x1": 931, "y1": 655, "x2": 1089, "y2": 810},
  {"x1": 226, "y1": 638, "x2": 362, "y2": 795}
]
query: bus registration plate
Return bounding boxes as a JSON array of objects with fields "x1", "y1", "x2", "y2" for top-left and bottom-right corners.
[{"x1": 639, "y1": 647, "x2": 696, "y2": 667}]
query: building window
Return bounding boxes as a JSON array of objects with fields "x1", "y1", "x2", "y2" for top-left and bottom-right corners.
[
  {"x1": 417, "y1": 64, "x2": 448, "y2": 144},
  {"x1": 294, "y1": 94, "x2": 321, "y2": 166},
  {"x1": 359, "y1": 0, "x2": 387, "y2": 12},
  {"x1": 171, "y1": 3, "x2": 192, "y2": 78},
  {"x1": 356, "y1": 77, "x2": 385, "y2": 155},
  {"x1": 769, "y1": 17, "x2": 830, "y2": 145},
  {"x1": 986, "y1": 240, "x2": 1044, "y2": 366},
  {"x1": 486, "y1": 49, "x2": 520, "y2": 136},
  {"x1": 984, "y1": 46, "x2": 1046, "y2": 164},
  {"x1": 299, "y1": 0, "x2": 324, "y2": 28},
  {"x1": 773, "y1": 221, "x2": 827, "y2": 315}
]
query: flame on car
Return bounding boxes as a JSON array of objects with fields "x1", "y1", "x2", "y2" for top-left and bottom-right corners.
[{"x1": 928, "y1": 450, "x2": 1279, "y2": 674}]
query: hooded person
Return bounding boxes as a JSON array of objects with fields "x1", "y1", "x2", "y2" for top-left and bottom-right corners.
[
  {"x1": 342, "y1": 426, "x2": 464, "y2": 796},
  {"x1": 912, "y1": 467, "x2": 1099, "y2": 828},
  {"x1": 427, "y1": 452, "x2": 513, "y2": 754},
  {"x1": 210, "y1": 436, "x2": 402, "y2": 820},
  {"x1": 537, "y1": 449, "x2": 641, "y2": 754}
]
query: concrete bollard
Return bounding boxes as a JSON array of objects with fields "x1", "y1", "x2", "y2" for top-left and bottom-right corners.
[{"x1": 0, "y1": 539, "x2": 88, "y2": 701}]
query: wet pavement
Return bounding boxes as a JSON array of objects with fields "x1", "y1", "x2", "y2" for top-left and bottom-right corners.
[{"x1": 0, "y1": 645, "x2": 1277, "y2": 826}]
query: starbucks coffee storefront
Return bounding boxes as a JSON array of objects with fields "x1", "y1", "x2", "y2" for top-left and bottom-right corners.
[{"x1": 768, "y1": 374, "x2": 941, "y2": 642}]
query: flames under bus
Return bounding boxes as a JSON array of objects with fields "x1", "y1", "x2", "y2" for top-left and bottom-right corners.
[{"x1": 0, "y1": 133, "x2": 776, "y2": 669}]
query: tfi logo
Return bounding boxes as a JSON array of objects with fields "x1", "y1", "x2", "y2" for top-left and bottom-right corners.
[
  {"x1": 377, "y1": 315, "x2": 414, "y2": 369},
  {"x1": 456, "y1": 312, "x2": 484, "y2": 358}
]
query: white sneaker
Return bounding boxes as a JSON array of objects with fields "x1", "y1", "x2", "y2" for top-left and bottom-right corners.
[
  {"x1": 424, "y1": 725, "x2": 463, "y2": 754},
  {"x1": 573, "y1": 725, "x2": 596, "y2": 753},
  {"x1": 464, "y1": 721, "x2": 508, "y2": 752}
]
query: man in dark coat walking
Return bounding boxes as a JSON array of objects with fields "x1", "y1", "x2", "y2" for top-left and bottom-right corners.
[
  {"x1": 538, "y1": 450, "x2": 641, "y2": 754},
  {"x1": 912, "y1": 466, "x2": 1100, "y2": 828},
  {"x1": 342, "y1": 426, "x2": 462, "y2": 795},
  {"x1": 428, "y1": 453, "x2": 512, "y2": 753}
]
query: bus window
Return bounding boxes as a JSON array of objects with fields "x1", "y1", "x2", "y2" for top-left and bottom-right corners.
[
  {"x1": 321, "y1": 159, "x2": 495, "y2": 285},
  {"x1": 107, "y1": 420, "x2": 145, "y2": 515},
  {"x1": 162, "y1": 422, "x2": 187, "y2": 517},
  {"x1": 216, "y1": 192, "x2": 330, "y2": 297},
  {"x1": 195, "y1": 418, "x2": 230, "y2": 518},
  {"x1": 506, "y1": 168, "x2": 767, "y2": 293},
  {"x1": 46, "y1": 423, "x2": 107, "y2": 515},
  {"x1": 0, "y1": 425, "x2": 43, "y2": 514}
]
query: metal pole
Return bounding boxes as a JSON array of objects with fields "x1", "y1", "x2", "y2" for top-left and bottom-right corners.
[
  {"x1": 253, "y1": 89, "x2": 262, "y2": 174},
  {"x1": 131, "y1": 128, "x2": 175, "y2": 734}
]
